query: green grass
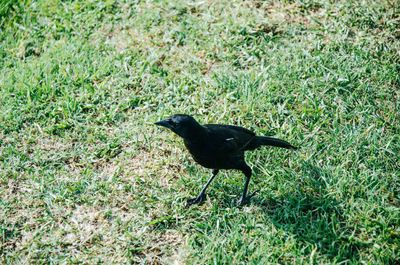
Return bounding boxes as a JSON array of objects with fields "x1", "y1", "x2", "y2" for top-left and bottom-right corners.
[{"x1": 1, "y1": 0, "x2": 399, "y2": 263}]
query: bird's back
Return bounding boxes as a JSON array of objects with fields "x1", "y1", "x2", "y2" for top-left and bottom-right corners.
[{"x1": 205, "y1": 124, "x2": 255, "y2": 137}]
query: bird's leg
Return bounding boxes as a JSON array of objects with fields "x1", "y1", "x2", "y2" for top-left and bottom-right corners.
[
  {"x1": 237, "y1": 165, "x2": 258, "y2": 206},
  {"x1": 187, "y1": 169, "x2": 219, "y2": 206}
]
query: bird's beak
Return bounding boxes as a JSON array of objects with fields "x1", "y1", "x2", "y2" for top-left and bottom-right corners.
[{"x1": 154, "y1": 119, "x2": 172, "y2": 129}]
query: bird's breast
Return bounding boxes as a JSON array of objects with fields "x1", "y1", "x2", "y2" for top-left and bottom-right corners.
[{"x1": 183, "y1": 140, "x2": 216, "y2": 168}]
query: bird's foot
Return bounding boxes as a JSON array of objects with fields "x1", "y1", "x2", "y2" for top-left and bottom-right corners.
[
  {"x1": 186, "y1": 193, "x2": 206, "y2": 206},
  {"x1": 237, "y1": 190, "x2": 259, "y2": 206}
]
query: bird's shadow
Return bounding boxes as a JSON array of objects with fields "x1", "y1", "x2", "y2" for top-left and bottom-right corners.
[
  {"x1": 251, "y1": 162, "x2": 369, "y2": 262},
  {"x1": 184, "y1": 161, "x2": 380, "y2": 263}
]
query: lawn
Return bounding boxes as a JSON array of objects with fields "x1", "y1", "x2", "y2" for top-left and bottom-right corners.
[{"x1": 0, "y1": 0, "x2": 399, "y2": 263}]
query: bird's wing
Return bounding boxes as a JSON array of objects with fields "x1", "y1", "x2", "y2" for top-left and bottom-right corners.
[{"x1": 203, "y1": 124, "x2": 256, "y2": 154}]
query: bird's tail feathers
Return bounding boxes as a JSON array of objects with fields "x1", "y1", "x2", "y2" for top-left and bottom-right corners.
[{"x1": 249, "y1": 136, "x2": 299, "y2": 150}]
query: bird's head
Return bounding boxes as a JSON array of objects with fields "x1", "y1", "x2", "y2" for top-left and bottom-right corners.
[{"x1": 154, "y1": 114, "x2": 202, "y2": 139}]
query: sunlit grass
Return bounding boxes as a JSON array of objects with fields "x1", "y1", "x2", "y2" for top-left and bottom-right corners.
[{"x1": 1, "y1": 0, "x2": 399, "y2": 263}]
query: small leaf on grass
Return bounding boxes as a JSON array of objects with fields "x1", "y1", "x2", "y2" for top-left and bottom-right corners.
[
  {"x1": 129, "y1": 247, "x2": 146, "y2": 253},
  {"x1": 146, "y1": 216, "x2": 175, "y2": 226}
]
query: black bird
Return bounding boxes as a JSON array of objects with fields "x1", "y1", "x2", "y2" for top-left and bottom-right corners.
[{"x1": 155, "y1": 114, "x2": 298, "y2": 206}]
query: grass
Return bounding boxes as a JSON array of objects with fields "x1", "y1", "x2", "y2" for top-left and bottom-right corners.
[{"x1": 0, "y1": 0, "x2": 399, "y2": 263}]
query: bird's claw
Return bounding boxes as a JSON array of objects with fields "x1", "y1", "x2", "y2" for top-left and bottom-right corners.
[
  {"x1": 186, "y1": 193, "x2": 206, "y2": 206},
  {"x1": 237, "y1": 190, "x2": 259, "y2": 206}
]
